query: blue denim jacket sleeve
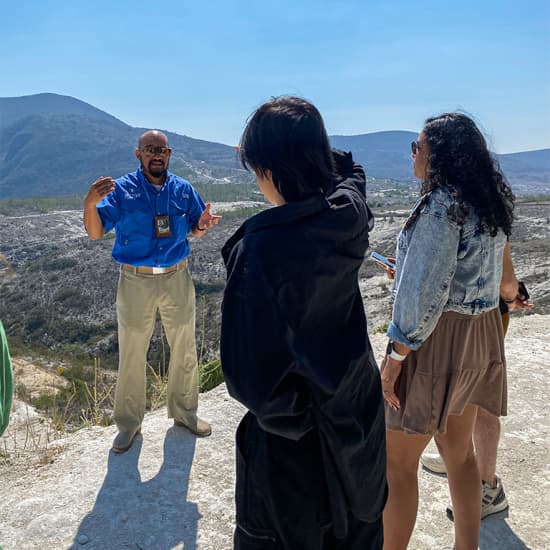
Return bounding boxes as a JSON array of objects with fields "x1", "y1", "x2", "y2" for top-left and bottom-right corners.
[{"x1": 387, "y1": 199, "x2": 460, "y2": 350}]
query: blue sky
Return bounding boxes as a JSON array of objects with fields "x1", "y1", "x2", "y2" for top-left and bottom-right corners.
[{"x1": 1, "y1": 0, "x2": 549, "y2": 153}]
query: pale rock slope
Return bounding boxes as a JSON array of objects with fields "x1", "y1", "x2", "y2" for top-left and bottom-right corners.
[{"x1": 0, "y1": 314, "x2": 548, "y2": 550}]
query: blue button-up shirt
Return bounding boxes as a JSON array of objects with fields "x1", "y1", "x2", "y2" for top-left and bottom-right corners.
[{"x1": 97, "y1": 168, "x2": 205, "y2": 267}]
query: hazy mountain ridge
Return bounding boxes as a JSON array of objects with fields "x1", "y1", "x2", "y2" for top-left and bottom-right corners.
[
  {"x1": 0, "y1": 92, "x2": 126, "y2": 131},
  {"x1": 332, "y1": 131, "x2": 550, "y2": 188},
  {"x1": 331, "y1": 131, "x2": 418, "y2": 180},
  {"x1": 0, "y1": 93, "x2": 548, "y2": 198},
  {"x1": 0, "y1": 93, "x2": 250, "y2": 198}
]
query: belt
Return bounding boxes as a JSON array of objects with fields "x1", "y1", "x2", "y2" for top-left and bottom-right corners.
[{"x1": 120, "y1": 259, "x2": 187, "y2": 274}]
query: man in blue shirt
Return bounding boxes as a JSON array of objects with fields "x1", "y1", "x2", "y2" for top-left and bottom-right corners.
[{"x1": 83, "y1": 130, "x2": 221, "y2": 453}]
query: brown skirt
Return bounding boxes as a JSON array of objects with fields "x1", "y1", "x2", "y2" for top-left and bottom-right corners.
[{"x1": 385, "y1": 308, "x2": 507, "y2": 435}]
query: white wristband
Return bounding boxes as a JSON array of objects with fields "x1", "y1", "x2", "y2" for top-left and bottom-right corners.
[{"x1": 389, "y1": 344, "x2": 407, "y2": 362}]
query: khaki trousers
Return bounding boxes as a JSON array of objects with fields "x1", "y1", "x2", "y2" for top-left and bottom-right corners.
[{"x1": 114, "y1": 265, "x2": 199, "y2": 433}]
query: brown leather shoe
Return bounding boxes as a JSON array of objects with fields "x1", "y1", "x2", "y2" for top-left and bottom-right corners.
[
  {"x1": 174, "y1": 417, "x2": 212, "y2": 437},
  {"x1": 112, "y1": 427, "x2": 141, "y2": 453}
]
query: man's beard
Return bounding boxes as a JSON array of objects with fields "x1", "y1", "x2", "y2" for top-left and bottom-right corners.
[
  {"x1": 150, "y1": 167, "x2": 167, "y2": 178},
  {"x1": 141, "y1": 161, "x2": 168, "y2": 179}
]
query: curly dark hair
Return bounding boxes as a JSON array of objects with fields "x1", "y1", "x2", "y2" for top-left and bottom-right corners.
[{"x1": 421, "y1": 112, "x2": 515, "y2": 236}]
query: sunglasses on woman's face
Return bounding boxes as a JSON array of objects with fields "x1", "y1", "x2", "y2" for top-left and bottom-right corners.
[{"x1": 411, "y1": 141, "x2": 421, "y2": 155}]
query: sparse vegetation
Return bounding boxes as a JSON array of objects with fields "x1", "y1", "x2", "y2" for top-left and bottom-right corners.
[
  {"x1": 0, "y1": 186, "x2": 264, "y2": 216},
  {"x1": 28, "y1": 257, "x2": 78, "y2": 272},
  {"x1": 516, "y1": 194, "x2": 550, "y2": 203},
  {"x1": 0, "y1": 196, "x2": 84, "y2": 215},
  {"x1": 218, "y1": 205, "x2": 266, "y2": 220},
  {"x1": 12, "y1": 353, "x2": 223, "y2": 436},
  {"x1": 1, "y1": 192, "x2": 548, "y2": 457},
  {"x1": 192, "y1": 182, "x2": 262, "y2": 202},
  {"x1": 200, "y1": 359, "x2": 224, "y2": 393},
  {"x1": 54, "y1": 288, "x2": 91, "y2": 310}
]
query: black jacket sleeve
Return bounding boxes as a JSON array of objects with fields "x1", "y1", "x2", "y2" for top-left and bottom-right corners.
[
  {"x1": 332, "y1": 148, "x2": 373, "y2": 230},
  {"x1": 221, "y1": 249, "x2": 315, "y2": 440}
]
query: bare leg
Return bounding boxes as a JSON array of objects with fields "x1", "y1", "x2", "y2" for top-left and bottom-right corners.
[
  {"x1": 474, "y1": 408, "x2": 500, "y2": 487},
  {"x1": 383, "y1": 429, "x2": 432, "y2": 550},
  {"x1": 435, "y1": 404, "x2": 481, "y2": 550}
]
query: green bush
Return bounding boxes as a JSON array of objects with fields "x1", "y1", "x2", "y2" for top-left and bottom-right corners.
[
  {"x1": 25, "y1": 307, "x2": 49, "y2": 332},
  {"x1": 28, "y1": 257, "x2": 78, "y2": 272},
  {"x1": 199, "y1": 359, "x2": 224, "y2": 392},
  {"x1": 60, "y1": 363, "x2": 94, "y2": 384},
  {"x1": 195, "y1": 279, "x2": 226, "y2": 295},
  {"x1": 47, "y1": 319, "x2": 108, "y2": 344},
  {"x1": 15, "y1": 383, "x2": 30, "y2": 401},
  {"x1": 54, "y1": 288, "x2": 91, "y2": 310},
  {"x1": 32, "y1": 392, "x2": 56, "y2": 410}
]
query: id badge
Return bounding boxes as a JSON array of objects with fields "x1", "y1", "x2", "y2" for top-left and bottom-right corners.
[{"x1": 155, "y1": 215, "x2": 172, "y2": 238}]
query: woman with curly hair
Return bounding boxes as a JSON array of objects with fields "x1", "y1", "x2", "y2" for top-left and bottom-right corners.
[{"x1": 380, "y1": 113, "x2": 514, "y2": 550}]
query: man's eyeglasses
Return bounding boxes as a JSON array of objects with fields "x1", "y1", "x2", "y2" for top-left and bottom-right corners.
[
  {"x1": 411, "y1": 141, "x2": 421, "y2": 155},
  {"x1": 140, "y1": 146, "x2": 172, "y2": 156}
]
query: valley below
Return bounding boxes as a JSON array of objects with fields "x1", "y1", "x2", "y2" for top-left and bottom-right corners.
[{"x1": 0, "y1": 197, "x2": 548, "y2": 430}]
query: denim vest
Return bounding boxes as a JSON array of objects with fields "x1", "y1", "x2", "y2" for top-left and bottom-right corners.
[{"x1": 387, "y1": 188, "x2": 506, "y2": 350}]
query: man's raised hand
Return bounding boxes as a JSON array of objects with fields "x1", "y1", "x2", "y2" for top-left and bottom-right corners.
[
  {"x1": 85, "y1": 176, "x2": 116, "y2": 206},
  {"x1": 196, "y1": 203, "x2": 222, "y2": 231}
]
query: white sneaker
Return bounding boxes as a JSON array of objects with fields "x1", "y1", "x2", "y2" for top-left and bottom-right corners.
[
  {"x1": 421, "y1": 453, "x2": 447, "y2": 476},
  {"x1": 446, "y1": 475, "x2": 509, "y2": 521}
]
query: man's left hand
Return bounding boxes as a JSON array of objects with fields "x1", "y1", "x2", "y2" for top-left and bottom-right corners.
[{"x1": 193, "y1": 203, "x2": 222, "y2": 236}]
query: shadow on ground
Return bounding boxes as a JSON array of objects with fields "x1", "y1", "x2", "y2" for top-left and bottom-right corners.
[
  {"x1": 68, "y1": 427, "x2": 199, "y2": 550},
  {"x1": 479, "y1": 510, "x2": 531, "y2": 550}
]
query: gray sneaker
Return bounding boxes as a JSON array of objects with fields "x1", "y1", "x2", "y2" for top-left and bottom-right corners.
[
  {"x1": 446, "y1": 476, "x2": 509, "y2": 521},
  {"x1": 421, "y1": 453, "x2": 447, "y2": 476}
]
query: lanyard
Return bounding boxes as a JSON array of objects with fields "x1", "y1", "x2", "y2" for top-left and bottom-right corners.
[{"x1": 137, "y1": 169, "x2": 170, "y2": 216}]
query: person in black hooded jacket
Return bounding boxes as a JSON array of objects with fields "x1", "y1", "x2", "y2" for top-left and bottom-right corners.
[{"x1": 221, "y1": 96, "x2": 387, "y2": 549}]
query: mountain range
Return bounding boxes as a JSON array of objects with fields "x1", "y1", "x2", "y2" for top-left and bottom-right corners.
[{"x1": 0, "y1": 93, "x2": 548, "y2": 198}]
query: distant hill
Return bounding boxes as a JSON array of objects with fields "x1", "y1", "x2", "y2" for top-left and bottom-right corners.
[
  {"x1": 0, "y1": 93, "x2": 248, "y2": 198},
  {"x1": 331, "y1": 131, "x2": 550, "y2": 191},
  {"x1": 0, "y1": 93, "x2": 548, "y2": 198},
  {"x1": 498, "y1": 149, "x2": 550, "y2": 195},
  {"x1": 331, "y1": 131, "x2": 417, "y2": 180},
  {"x1": 0, "y1": 113, "x2": 138, "y2": 197},
  {"x1": 0, "y1": 93, "x2": 125, "y2": 131}
]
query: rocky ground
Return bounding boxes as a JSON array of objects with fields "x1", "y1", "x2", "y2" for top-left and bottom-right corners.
[
  {"x1": 0, "y1": 314, "x2": 548, "y2": 550},
  {"x1": 1, "y1": 200, "x2": 547, "y2": 371},
  {"x1": 0, "y1": 198, "x2": 548, "y2": 548}
]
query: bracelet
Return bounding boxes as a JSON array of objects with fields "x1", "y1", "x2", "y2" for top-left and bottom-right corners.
[
  {"x1": 195, "y1": 225, "x2": 207, "y2": 232},
  {"x1": 388, "y1": 342, "x2": 408, "y2": 362}
]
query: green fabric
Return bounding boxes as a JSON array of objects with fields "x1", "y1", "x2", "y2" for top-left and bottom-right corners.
[{"x1": 0, "y1": 321, "x2": 13, "y2": 437}]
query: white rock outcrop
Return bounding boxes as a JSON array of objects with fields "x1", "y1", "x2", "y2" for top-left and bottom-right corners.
[{"x1": 0, "y1": 315, "x2": 548, "y2": 550}]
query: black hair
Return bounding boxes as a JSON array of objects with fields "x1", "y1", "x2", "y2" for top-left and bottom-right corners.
[
  {"x1": 420, "y1": 112, "x2": 515, "y2": 236},
  {"x1": 239, "y1": 96, "x2": 335, "y2": 202}
]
